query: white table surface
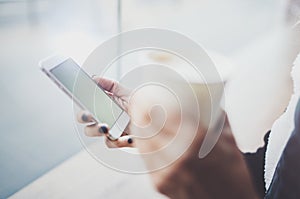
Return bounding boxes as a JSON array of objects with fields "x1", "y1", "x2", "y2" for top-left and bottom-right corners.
[{"x1": 9, "y1": 145, "x2": 166, "y2": 199}]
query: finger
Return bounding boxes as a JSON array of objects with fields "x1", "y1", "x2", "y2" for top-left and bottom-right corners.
[
  {"x1": 93, "y1": 76, "x2": 119, "y2": 93},
  {"x1": 92, "y1": 76, "x2": 130, "y2": 111},
  {"x1": 77, "y1": 111, "x2": 94, "y2": 123},
  {"x1": 84, "y1": 123, "x2": 109, "y2": 137},
  {"x1": 105, "y1": 135, "x2": 134, "y2": 148}
]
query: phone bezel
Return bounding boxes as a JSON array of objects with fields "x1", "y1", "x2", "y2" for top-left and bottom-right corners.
[{"x1": 39, "y1": 55, "x2": 130, "y2": 140}]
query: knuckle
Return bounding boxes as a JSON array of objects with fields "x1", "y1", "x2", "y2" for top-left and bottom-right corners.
[
  {"x1": 105, "y1": 138, "x2": 116, "y2": 148},
  {"x1": 84, "y1": 126, "x2": 91, "y2": 136},
  {"x1": 84, "y1": 125, "x2": 98, "y2": 137}
]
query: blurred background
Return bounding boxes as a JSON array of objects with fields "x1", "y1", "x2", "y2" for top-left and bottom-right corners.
[{"x1": 1, "y1": 0, "x2": 299, "y2": 198}]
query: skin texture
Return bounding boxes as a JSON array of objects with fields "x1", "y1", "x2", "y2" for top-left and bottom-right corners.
[
  {"x1": 77, "y1": 77, "x2": 259, "y2": 199},
  {"x1": 129, "y1": 87, "x2": 259, "y2": 199},
  {"x1": 150, "y1": 123, "x2": 259, "y2": 199}
]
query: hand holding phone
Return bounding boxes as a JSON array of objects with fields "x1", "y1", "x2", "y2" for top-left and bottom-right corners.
[
  {"x1": 77, "y1": 77, "x2": 134, "y2": 147},
  {"x1": 40, "y1": 55, "x2": 133, "y2": 146}
]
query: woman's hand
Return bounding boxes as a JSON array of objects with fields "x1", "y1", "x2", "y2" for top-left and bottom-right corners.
[
  {"x1": 77, "y1": 77, "x2": 259, "y2": 198},
  {"x1": 156, "y1": 119, "x2": 259, "y2": 199},
  {"x1": 129, "y1": 87, "x2": 259, "y2": 199},
  {"x1": 77, "y1": 76, "x2": 134, "y2": 148}
]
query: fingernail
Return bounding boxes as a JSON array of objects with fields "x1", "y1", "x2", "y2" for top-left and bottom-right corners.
[
  {"x1": 127, "y1": 138, "x2": 133, "y2": 144},
  {"x1": 81, "y1": 114, "x2": 89, "y2": 122},
  {"x1": 99, "y1": 126, "x2": 108, "y2": 134},
  {"x1": 91, "y1": 75, "x2": 97, "y2": 79}
]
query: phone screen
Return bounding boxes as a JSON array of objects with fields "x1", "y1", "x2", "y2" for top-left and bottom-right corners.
[{"x1": 50, "y1": 58, "x2": 123, "y2": 127}]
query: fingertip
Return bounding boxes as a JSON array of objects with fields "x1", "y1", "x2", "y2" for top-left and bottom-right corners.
[
  {"x1": 98, "y1": 124, "x2": 109, "y2": 134},
  {"x1": 117, "y1": 136, "x2": 134, "y2": 147},
  {"x1": 99, "y1": 126, "x2": 108, "y2": 134},
  {"x1": 104, "y1": 135, "x2": 134, "y2": 148},
  {"x1": 92, "y1": 75, "x2": 99, "y2": 82},
  {"x1": 77, "y1": 111, "x2": 93, "y2": 123},
  {"x1": 127, "y1": 137, "x2": 133, "y2": 144},
  {"x1": 81, "y1": 114, "x2": 89, "y2": 122}
]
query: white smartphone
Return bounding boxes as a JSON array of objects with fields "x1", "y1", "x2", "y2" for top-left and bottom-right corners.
[{"x1": 39, "y1": 55, "x2": 130, "y2": 140}]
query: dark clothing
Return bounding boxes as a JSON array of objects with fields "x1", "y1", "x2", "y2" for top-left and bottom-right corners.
[
  {"x1": 244, "y1": 131, "x2": 270, "y2": 198},
  {"x1": 265, "y1": 98, "x2": 300, "y2": 199},
  {"x1": 244, "y1": 98, "x2": 300, "y2": 199}
]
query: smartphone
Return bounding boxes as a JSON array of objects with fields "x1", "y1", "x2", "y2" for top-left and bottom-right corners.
[{"x1": 39, "y1": 55, "x2": 130, "y2": 140}]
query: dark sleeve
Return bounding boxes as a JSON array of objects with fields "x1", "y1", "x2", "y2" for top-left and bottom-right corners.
[
  {"x1": 265, "y1": 98, "x2": 300, "y2": 199},
  {"x1": 243, "y1": 131, "x2": 270, "y2": 199}
]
